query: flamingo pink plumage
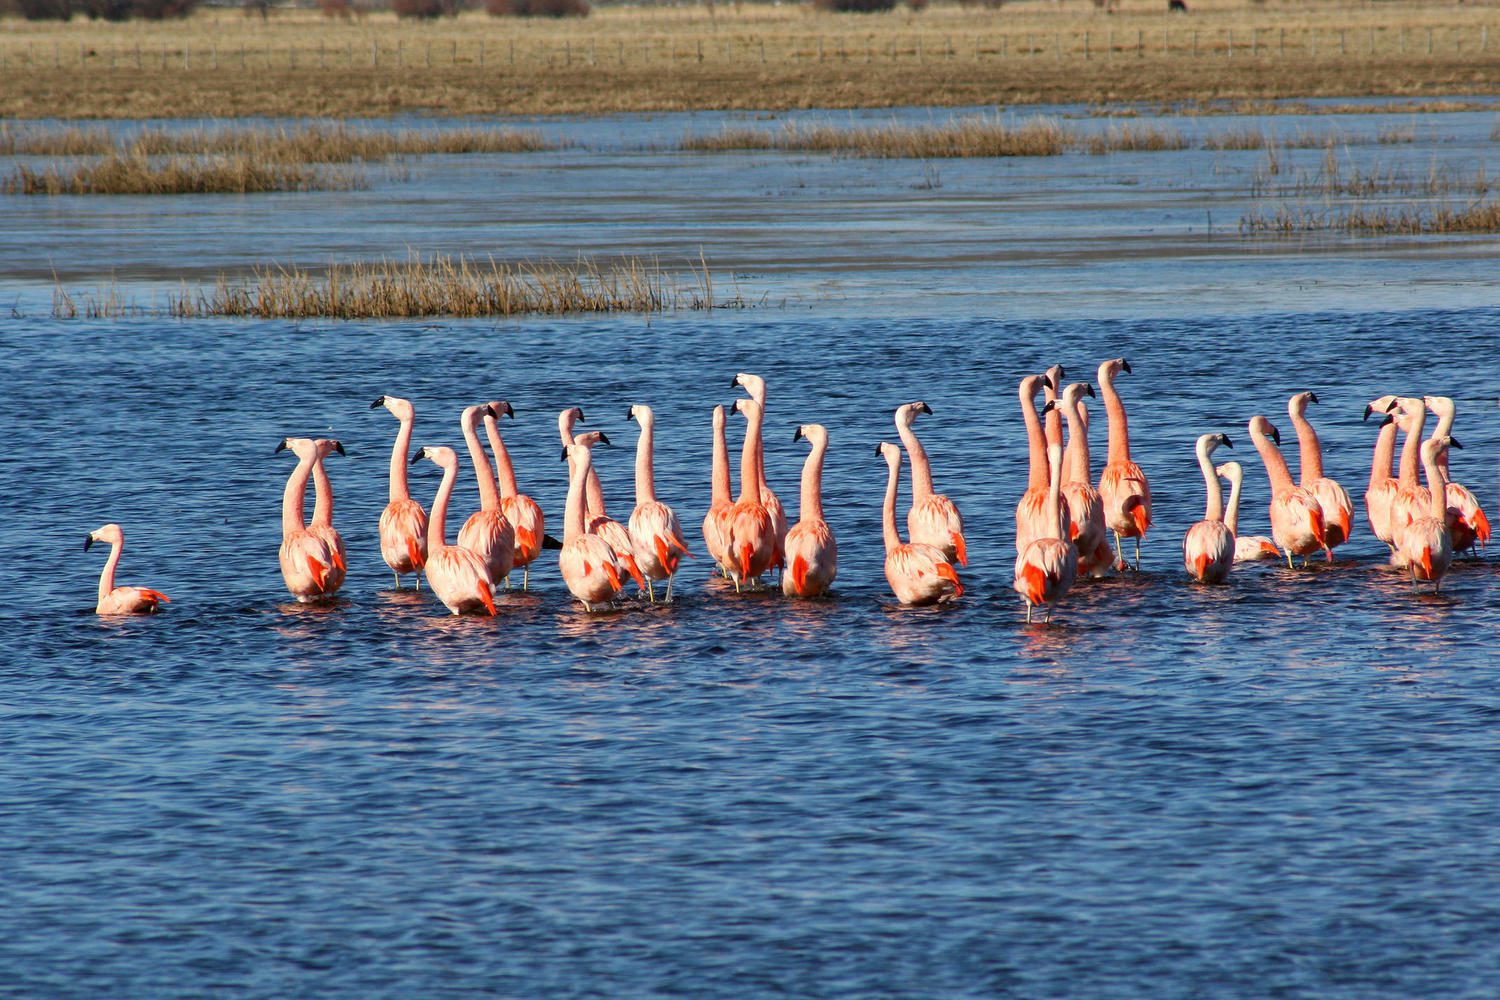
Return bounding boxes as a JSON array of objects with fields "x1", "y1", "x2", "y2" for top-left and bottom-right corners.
[
  {"x1": 371, "y1": 395, "x2": 428, "y2": 589},
  {"x1": 702, "y1": 404, "x2": 735, "y2": 577},
  {"x1": 276, "y1": 436, "x2": 342, "y2": 603},
  {"x1": 627, "y1": 404, "x2": 691, "y2": 603},
  {"x1": 1015, "y1": 374, "x2": 1057, "y2": 555},
  {"x1": 557, "y1": 407, "x2": 647, "y2": 592},
  {"x1": 1396, "y1": 436, "x2": 1458, "y2": 592},
  {"x1": 726, "y1": 398, "x2": 777, "y2": 590},
  {"x1": 878, "y1": 441, "x2": 962, "y2": 606},
  {"x1": 84, "y1": 523, "x2": 169, "y2": 615},
  {"x1": 1059, "y1": 382, "x2": 1111, "y2": 578},
  {"x1": 1363, "y1": 395, "x2": 1402, "y2": 556},
  {"x1": 1424, "y1": 395, "x2": 1491, "y2": 556},
  {"x1": 1096, "y1": 358, "x2": 1152, "y2": 571},
  {"x1": 1287, "y1": 391, "x2": 1354, "y2": 553},
  {"x1": 1183, "y1": 433, "x2": 1235, "y2": 584},
  {"x1": 894, "y1": 401, "x2": 967, "y2": 566},
  {"x1": 1248, "y1": 415, "x2": 1328, "y2": 569},
  {"x1": 309, "y1": 438, "x2": 348, "y2": 595},
  {"x1": 1218, "y1": 460, "x2": 1281, "y2": 562},
  {"x1": 559, "y1": 438, "x2": 625, "y2": 611},
  {"x1": 783, "y1": 423, "x2": 838, "y2": 598},
  {"x1": 1013, "y1": 442, "x2": 1077, "y2": 622},
  {"x1": 484, "y1": 400, "x2": 547, "y2": 589},
  {"x1": 456, "y1": 403, "x2": 517, "y2": 591},
  {"x1": 411, "y1": 445, "x2": 497, "y2": 616},
  {"x1": 1389, "y1": 397, "x2": 1430, "y2": 558},
  {"x1": 732, "y1": 373, "x2": 788, "y2": 573}
]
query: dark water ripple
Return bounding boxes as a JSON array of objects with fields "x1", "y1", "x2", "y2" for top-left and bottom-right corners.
[{"x1": 1, "y1": 307, "x2": 1498, "y2": 998}]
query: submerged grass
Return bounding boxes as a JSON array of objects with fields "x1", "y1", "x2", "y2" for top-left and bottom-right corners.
[
  {"x1": 1, "y1": 123, "x2": 551, "y2": 160},
  {"x1": 681, "y1": 116, "x2": 1071, "y2": 158},
  {"x1": 5, "y1": 154, "x2": 361, "y2": 194},
  {"x1": 1241, "y1": 199, "x2": 1500, "y2": 234},
  {"x1": 1084, "y1": 123, "x2": 1188, "y2": 155}
]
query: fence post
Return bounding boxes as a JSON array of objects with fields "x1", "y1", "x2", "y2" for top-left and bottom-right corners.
[
  {"x1": 1227, "y1": 28, "x2": 1232, "y2": 58},
  {"x1": 1084, "y1": 31, "x2": 1090, "y2": 60}
]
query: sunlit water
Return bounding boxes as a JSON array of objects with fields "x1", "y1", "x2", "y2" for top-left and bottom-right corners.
[{"x1": 3, "y1": 102, "x2": 1499, "y2": 997}]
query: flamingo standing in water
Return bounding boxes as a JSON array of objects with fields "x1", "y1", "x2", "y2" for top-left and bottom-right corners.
[
  {"x1": 1248, "y1": 415, "x2": 1328, "y2": 568},
  {"x1": 1287, "y1": 392, "x2": 1354, "y2": 553},
  {"x1": 1058, "y1": 382, "x2": 1110, "y2": 578},
  {"x1": 411, "y1": 445, "x2": 497, "y2": 616},
  {"x1": 626, "y1": 404, "x2": 691, "y2": 602},
  {"x1": 84, "y1": 524, "x2": 169, "y2": 614},
  {"x1": 457, "y1": 403, "x2": 516, "y2": 591},
  {"x1": 725, "y1": 398, "x2": 777, "y2": 590},
  {"x1": 484, "y1": 401, "x2": 546, "y2": 589},
  {"x1": 702, "y1": 404, "x2": 734, "y2": 577},
  {"x1": 1041, "y1": 365, "x2": 1074, "y2": 547},
  {"x1": 371, "y1": 395, "x2": 428, "y2": 589},
  {"x1": 894, "y1": 401, "x2": 967, "y2": 566},
  {"x1": 1424, "y1": 395, "x2": 1491, "y2": 556},
  {"x1": 559, "y1": 438, "x2": 625, "y2": 611},
  {"x1": 276, "y1": 436, "x2": 342, "y2": 603},
  {"x1": 309, "y1": 438, "x2": 348, "y2": 595},
  {"x1": 1015, "y1": 375, "x2": 1059, "y2": 554},
  {"x1": 877, "y1": 441, "x2": 962, "y2": 605},
  {"x1": 1388, "y1": 396, "x2": 1430, "y2": 559},
  {"x1": 557, "y1": 407, "x2": 647, "y2": 592},
  {"x1": 1217, "y1": 461, "x2": 1282, "y2": 562},
  {"x1": 1013, "y1": 442, "x2": 1077, "y2": 622},
  {"x1": 1363, "y1": 395, "x2": 1401, "y2": 555},
  {"x1": 1397, "y1": 435, "x2": 1460, "y2": 592},
  {"x1": 1096, "y1": 358, "x2": 1151, "y2": 570},
  {"x1": 1183, "y1": 433, "x2": 1235, "y2": 584},
  {"x1": 731, "y1": 373, "x2": 788, "y2": 572},
  {"x1": 783, "y1": 424, "x2": 838, "y2": 598}
]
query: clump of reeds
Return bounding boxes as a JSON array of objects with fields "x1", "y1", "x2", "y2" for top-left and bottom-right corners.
[
  {"x1": 680, "y1": 116, "x2": 1071, "y2": 158},
  {"x1": 0, "y1": 124, "x2": 117, "y2": 156},
  {"x1": 1377, "y1": 125, "x2": 1417, "y2": 144},
  {"x1": 4, "y1": 154, "x2": 362, "y2": 195},
  {"x1": 1084, "y1": 123, "x2": 1188, "y2": 155},
  {"x1": 166, "y1": 254, "x2": 732, "y2": 319},
  {"x1": 1203, "y1": 128, "x2": 1276, "y2": 151},
  {"x1": 1241, "y1": 198, "x2": 1500, "y2": 235}
]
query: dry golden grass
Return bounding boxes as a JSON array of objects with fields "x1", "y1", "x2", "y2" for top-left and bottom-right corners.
[
  {"x1": 5, "y1": 154, "x2": 361, "y2": 194},
  {"x1": 1241, "y1": 199, "x2": 1500, "y2": 234},
  {"x1": 1, "y1": 2, "x2": 1497, "y2": 119},
  {"x1": 681, "y1": 116, "x2": 1071, "y2": 156},
  {"x1": 1, "y1": 122, "x2": 550, "y2": 158},
  {"x1": 1084, "y1": 123, "x2": 1188, "y2": 154}
]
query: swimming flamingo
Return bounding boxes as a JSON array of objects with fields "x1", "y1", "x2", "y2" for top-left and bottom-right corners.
[
  {"x1": 557, "y1": 407, "x2": 647, "y2": 592},
  {"x1": 1424, "y1": 395, "x2": 1491, "y2": 556},
  {"x1": 84, "y1": 524, "x2": 169, "y2": 614},
  {"x1": 1096, "y1": 358, "x2": 1151, "y2": 570},
  {"x1": 1287, "y1": 392, "x2": 1354, "y2": 553},
  {"x1": 371, "y1": 395, "x2": 428, "y2": 589},
  {"x1": 1058, "y1": 382, "x2": 1110, "y2": 578},
  {"x1": 558, "y1": 438, "x2": 626, "y2": 611},
  {"x1": 783, "y1": 424, "x2": 838, "y2": 598},
  {"x1": 702, "y1": 404, "x2": 734, "y2": 576},
  {"x1": 275, "y1": 436, "x2": 342, "y2": 603},
  {"x1": 1015, "y1": 375, "x2": 1061, "y2": 555},
  {"x1": 1363, "y1": 395, "x2": 1401, "y2": 555},
  {"x1": 410, "y1": 445, "x2": 497, "y2": 616},
  {"x1": 1218, "y1": 461, "x2": 1281, "y2": 562},
  {"x1": 894, "y1": 401, "x2": 967, "y2": 566},
  {"x1": 457, "y1": 403, "x2": 517, "y2": 591},
  {"x1": 1389, "y1": 396, "x2": 1429, "y2": 557},
  {"x1": 483, "y1": 400, "x2": 546, "y2": 589},
  {"x1": 1183, "y1": 433, "x2": 1235, "y2": 584},
  {"x1": 627, "y1": 403, "x2": 691, "y2": 602},
  {"x1": 1013, "y1": 442, "x2": 1077, "y2": 623},
  {"x1": 309, "y1": 438, "x2": 348, "y2": 595},
  {"x1": 726, "y1": 398, "x2": 778, "y2": 590},
  {"x1": 1248, "y1": 415, "x2": 1329, "y2": 568},
  {"x1": 731, "y1": 373, "x2": 788, "y2": 572},
  {"x1": 877, "y1": 441, "x2": 963, "y2": 606},
  {"x1": 1396, "y1": 435, "x2": 1459, "y2": 592}
]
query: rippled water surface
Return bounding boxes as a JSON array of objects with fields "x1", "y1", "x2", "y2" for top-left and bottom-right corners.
[{"x1": 3, "y1": 103, "x2": 1500, "y2": 998}]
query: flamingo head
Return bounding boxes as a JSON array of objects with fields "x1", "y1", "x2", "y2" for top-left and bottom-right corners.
[
  {"x1": 1060, "y1": 381, "x2": 1094, "y2": 411},
  {"x1": 876, "y1": 441, "x2": 902, "y2": 468},
  {"x1": 85, "y1": 523, "x2": 124, "y2": 551},
  {"x1": 733, "y1": 398, "x2": 762, "y2": 423},
  {"x1": 1363, "y1": 395, "x2": 1399, "y2": 422},
  {"x1": 1197, "y1": 432, "x2": 1233, "y2": 460},
  {"x1": 372, "y1": 395, "x2": 415, "y2": 422},
  {"x1": 1098, "y1": 358, "x2": 1131, "y2": 383},
  {"x1": 1422, "y1": 395, "x2": 1455, "y2": 421},
  {"x1": 627, "y1": 404, "x2": 654, "y2": 428},
  {"x1": 894, "y1": 401, "x2": 932, "y2": 428},
  {"x1": 794, "y1": 423, "x2": 827, "y2": 447},
  {"x1": 484, "y1": 400, "x2": 514, "y2": 422},
  {"x1": 1248, "y1": 415, "x2": 1281, "y2": 447},
  {"x1": 731, "y1": 372, "x2": 766, "y2": 403},
  {"x1": 411, "y1": 445, "x2": 458, "y2": 470},
  {"x1": 1288, "y1": 391, "x2": 1318, "y2": 417},
  {"x1": 276, "y1": 437, "x2": 319, "y2": 461},
  {"x1": 1214, "y1": 461, "x2": 1244, "y2": 487},
  {"x1": 711, "y1": 404, "x2": 726, "y2": 429},
  {"x1": 314, "y1": 439, "x2": 345, "y2": 460}
]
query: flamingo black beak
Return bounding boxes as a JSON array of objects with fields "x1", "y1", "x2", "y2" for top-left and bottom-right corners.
[
  {"x1": 729, "y1": 376, "x2": 740, "y2": 388},
  {"x1": 1378, "y1": 414, "x2": 1394, "y2": 427},
  {"x1": 1362, "y1": 404, "x2": 1374, "y2": 421},
  {"x1": 1121, "y1": 360, "x2": 1133, "y2": 375},
  {"x1": 873, "y1": 444, "x2": 883, "y2": 457},
  {"x1": 1270, "y1": 427, "x2": 1281, "y2": 446},
  {"x1": 274, "y1": 438, "x2": 288, "y2": 454},
  {"x1": 560, "y1": 447, "x2": 569, "y2": 462},
  {"x1": 1039, "y1": 375, "x2": 1053, "y2": 390},
  {"x1": 918, "y1": 402, "x2": 933, "y2": 415},
  {"x1": 1218, "y1": 434, "x2": 1234, "y2": 449},
  {"x1": 333, "y1": 441, "x2": 346, "y2": 457},
  {"x1": 1449, "y1": 437, "x2": 1464, "y2": 450},
  {"x1": 1041, "y1": 401, "x2": 1055, "y2": 415},
  {"x1": 409, "y1": 448, "x2": 425, "y2": 466},
  {"x1": 370, "y1": 396, "x2": 385, "y2": 409},
  {"x1": 1308, "y1": 392, "x2": 1320, "y2": 405},
  {"x1": 793, "y1": 427, "x2": 804, "y2": 442},
  {"x1": 575, "y1": 407, "x2": 586, "y2": 423},
  {"x1": 84, "y1": 534, "x2": 95, "y2": 552},
  {"x1": 501, "y1": 402, "x2": 514, "y2": 419},
  {"x1": 1085, "y1": 383, "x2": 1096, "y2": 398},
  {"x1": 597, "y1": 432, "x2": 612, "y2": 447}
]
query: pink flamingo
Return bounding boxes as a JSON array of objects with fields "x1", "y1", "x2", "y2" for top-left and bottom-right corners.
[
  {"x1": 371, "y1": 395, "x2": 428, "y2": 589},
  {"x1": 1218, "y1": 461, "x2": 1282, "y2": 562},
  {"x1": 1183, "y1": 433, "x2": 1235, "y2": 584},
  {"x1": 309, "y1": 438, "x2": 348, "y2": 595},
  {"x1": 1363, "y1": 395, "x2": 1401, "y2": 555},
  {"x1": 558, "y1": 438, "x2": 625, "y2": 611},
  {"x1": 726, "y1": 398, "x2": 778, "y2": 590},
  {"x1": 1389, "y1": 396, "x2": 1430, "y2": 558},
  {"x1": 457, "y1": 403, "x2": 517, "y2": 591},
  {"x1": 783, "y1": 423, "x2": 838, "y2": 598},
  {"x1": 894, "y1": 401, "x2": 967, "y2": 566},
  {"x1": 877, "y1": 441, "x2": 963, "y2": 606},
  {"x1": 84, "y1": 524, "x2": 169, "y2": 615},
  {"x1": 1287, "y1": 392, "x2": 1355, "y2": 553},
  {"x1": 1396, "y1": 435, "x2": 1458, "y2": 592},
  {"x1": 1058, "y1": 382, "x2": 1110, "y2": 578},
  {"x1": 626, "y1": 404, "x2": 691, "y2": 603},
  {"x1": 731, "y1": 373, "x2": 788, "y2": 572},
  {"x1": 1013, "y1": 442, "x2": 1077, "y2": 623},
  {"x1": 1424, "y1": 395, "x2": 1491, "y2": 556},
  {"x1": 483, "y1": 400, "x2": 547, "y2": 589},
  {"x1": 1096, "y1": 358, "x2": 1151, "y2": 570},
  {"x1": 1041, "y1": 364, "x2": 1074, "y2": 546},
  {"x1": 1248, "y1": 415, "x2": 1328, "y2": 568},
  {"x1": 557, "y1": 407, "x2": 647, "y2": 592},
  {"x1": 275, "y1": 436, "x2": 342, "y2": 603},
  {"x1": 702, "y1": 404, "x2": 734, "y2": 577},
  {"x1": 1015, "y1": 375, "x2": 1058, "y2": 555},
  {"x1": 411, "y1": 445, "x2": 497, "y2": 616}
]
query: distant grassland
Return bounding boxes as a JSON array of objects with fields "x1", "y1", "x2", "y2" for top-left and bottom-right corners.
[{"x1": 1, "y1": 0, "x2": 1498, "y2": 119}]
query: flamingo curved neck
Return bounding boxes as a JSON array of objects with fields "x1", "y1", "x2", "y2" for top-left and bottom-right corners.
[
  {"x1": 1069, "y1": 401, "x2": 1093, "y2": 483},
  {"x1": 1223, "y1": 472, "x2": 1243, "y2": 534},
  {"x1": 282, "y1": 455, "x2": 315, "y2": 538},
  {"x1": 881, "y1": 456, "x2": 902, "y2": 553},
  {"x1": 710, "y1": 416, "x2": 730, "y2": 507},
  {"x1": 1251, "y1": 427, "x2": 1295, "y2": 493},
  {"x1": 389, "y1": 414, "x2": 414, "y2": 504},
  {"x1": 1370, "y1": 421, "x2": 1399, "y2": 489},
  {"x1": 634, "y1": 419, "x2": 657, "y2": 504},
  {"x1": 1288, "y1": 406, "x2": 1325, "y2": 483},
  {"x1": 1043, "y1": 378, "x2": 1064, "y2": 451},
  {"x1": 565, "y1": 450, "x2": 590, "y2": 543},
  {"x1": 1422, "y1": 449, "x2": 1449, "y2": 520},
  {"x1": 1044, "y1": 445, "x2": 1064, "y2": 538},
  {"x1": 1397, "y1": 413, "x2": 1425, "y2": 487},
  {"x1": 739, "y1": 405, "x2": 764, "y2": 504},
  {"x1": 800, "y1": 436, "x2": 827, "y2": 522},
  {"x1": 462, "y1": 415, "x2": 501, "y2": 512},
  {"x1": 1019, "y1": 385, "x2": 1048, "y2": 492},
  {"x1": 1198, "y1": 445, "x2": 1224, "y2": 522},
  {"x1": 97, "y1": 539, "x2": 123, "y2": 605},
  {"x1": 427, "y1": 461, "x2": 457, "y2": 551},
  {"x1": 895, "y1": 418, "x2": 935, "y2": 500},
  {"x1": 485, "y1": 416, "x2": 520, "y2": 498},
  {"x1": 1099, "y1": 371, "x2": 1132, "y2": 464},
  {"x1": 312, "y1": 456, "x2": 334, "y2": 528}
]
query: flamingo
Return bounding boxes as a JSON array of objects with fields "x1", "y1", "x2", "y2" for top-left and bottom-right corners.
[
  {"x1": 1058, "y1": 382, "x2": 1111, "y2": 578},
  {"x1": 1218, "y1": 460, "x2": 1282, "y2": 562},
  {"x1": 1015, "y1": 375, "x2": 1063, "y2": 555},
  {"x1": 783, "y1": 424, "x2": 838, "y2": 598},
  {"x1": 1096, "y1": 358, "x2": 1151, "y2": 570},
  {"x1": 1248, "y1": 415, "x2": 1329, "y2": 568},
  {"x1": 275, "y1": 436, "x2": 342, "y2": 603},
  {"x1": 893, "y1": 401, "x2": 967, "y2": 566},
  {"x1": 626, "y1": 404, "x2": 691, "y2": 603},
  {"x1": 1424, "y1": 395, "x2": 1491, "y2": 556},
  {"x1": 410, "y1": 445, "x2": 497, "y2": 616},
  {"x1": 456, "y1": 403, "x2": 517, "y2": 591},
  {"x1": 1363, "y1": 395, "x2": 1401, "y2": 555},
  {"x1": 1183, "y1": 433, "x2": 1235, "y2": 584},
  {"x1": 483, "y1": 400, "x2": 546, "y2": 589},
  {"x1": 558, "y1": 438, "x2": 626, "y2": 611},
  {"x1": 1042, "y1": 364, "x2": 1074, "y2": 547},
  {"x1": 308, "y1": 438, "x2": 348, "y2": 595},
  {"x1": 731, "y1": 373, "x2": 788, "y2": 572},
  {"x1": 1287, "y1": 391, "x2": 1355, "y2": 553},
  {"x1": 1396, "y1": 436, "x2": 1458, "y2": 592},
  {"x1": 557, "y1": 407, "x2": 647, "y2": 592},
  {"x1": 877, "y1": 441, "x2": 962, "y2": 606},
  {"x1": 84, "y1": 523, "x2": 169, "y2": 614},
  {"x1": 371, "y1": 395, "x2": 428, "y2": 589},
  {"x1": 725, "y1": 398, "x2": 777, "y2": 590},
  {"x1": 1013, "y1": 442, "x2": 1077, "y2": 623},
  {"x1": 1389, "y1": 396, "x2": 1429, "y2": 558},
  {"x1": 702, "y1": 404, "x2": 734, "y2": 577}
]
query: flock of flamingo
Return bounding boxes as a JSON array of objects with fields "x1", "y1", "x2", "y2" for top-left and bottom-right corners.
[{"x1": 83, "y1": 362, "x2": 1491, "y2": 622}]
